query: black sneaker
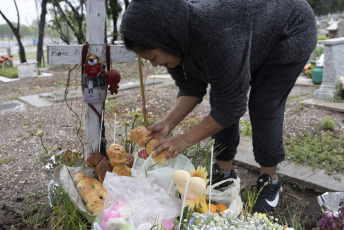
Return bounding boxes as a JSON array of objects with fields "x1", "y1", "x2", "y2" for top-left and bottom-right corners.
[
  {"x1": 252, "y1": 174, "x2": 282, "y2": 214},
  {"x1": 209, "y1": 163, "x2": 238, "y2": 191}
]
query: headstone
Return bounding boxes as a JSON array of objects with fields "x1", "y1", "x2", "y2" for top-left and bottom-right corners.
[
  {"x1": 333, "y1": 19, "x2": 344, "y2": 38},
  {"x1": 17, "y1": 61, "x2": 39, "y2": 78},
  {"x1": 313, "y1": 37, "x2": 344, "y2": 101},
  {"x1": 47, "y1": 0, "x2": 136, "y2": 159},
  {"x1": 0, "y1": 100, "x2": 26, "y2": 113},
  {"x1": 319, "y1": 20, "x2": 329, "y2": 29},
  {"x1": 319, "y1": 20, "x2": 329, "y2": 36}
]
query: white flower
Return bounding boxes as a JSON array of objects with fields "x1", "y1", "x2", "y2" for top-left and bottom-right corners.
[
  {"x1": 106, "y1": 217, "x2": 127, "y2": 229},
  {"x1": 118, "y1": 206, "x2": 132, "y2": 219},
  {"x1": 185, "y1": 211, "x2": 294, "y2": 230}
]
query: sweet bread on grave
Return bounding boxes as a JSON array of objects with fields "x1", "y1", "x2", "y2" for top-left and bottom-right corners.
[
  {"x1": 107, "y1": 144, "x2": 132, "y2": 176},
  {"x1": 130, "y1": 126, "x2": 167, "y2": 163},
  {"x1": 86, "y1": 152, "x2": 113, "y2": 182},
  {"x1": 74, "y1": 173, "x2": 108, "y2": 214}
]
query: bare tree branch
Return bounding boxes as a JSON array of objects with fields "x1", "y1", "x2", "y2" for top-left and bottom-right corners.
[{"x1": 14, "y1": 0, "x2": 20, "y2": 29}]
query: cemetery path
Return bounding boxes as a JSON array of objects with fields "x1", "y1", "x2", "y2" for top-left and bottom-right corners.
[{"x1": 0, "y1": 63, "x2": 343, "y2": 229}]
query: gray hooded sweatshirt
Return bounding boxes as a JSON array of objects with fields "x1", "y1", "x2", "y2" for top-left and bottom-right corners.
[{"x1": 120, "y1": 0, "x2": 317, "y2": 127}]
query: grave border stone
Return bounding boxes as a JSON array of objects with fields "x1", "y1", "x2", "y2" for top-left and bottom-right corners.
[{"x1": 313, "y1": 37, "x2": 344, "y2": 101}]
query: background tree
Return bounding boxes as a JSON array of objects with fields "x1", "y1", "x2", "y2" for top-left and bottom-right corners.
[
  {"x1": 0, "y1": 24, "x2": 14, "y2": 40},
  {"x1": 106, "y1": 0, "x2": 122, "y2": 44},
  {"x1": 36, "y1": 0, "x2": 49, "y2": 67},
  {"x1": 123, "y1": 0, "x2": 130, "y2": 9},
  {"x1": 49, "y1": 0, "x2": 86, "y2": 44},
  {"x1": 307, "y1": 0, "x2": 344, "y2": 15},
  {"x1": 0, "y1": 0, "x2": 27, "y2": 63}
]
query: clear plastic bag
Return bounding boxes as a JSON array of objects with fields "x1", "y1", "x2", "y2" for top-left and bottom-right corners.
[
  {"x1": 92, "y1": 152, "x2": 195, "y2": 229},
  {"x1": 206, "y1": 178, "x2": 243, "y2": 217}
]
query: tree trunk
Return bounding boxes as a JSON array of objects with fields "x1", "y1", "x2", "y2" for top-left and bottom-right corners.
[
  {"x1": 112, "y1": 17, "x2": 118, "y2": 43},
  {"x1": 16, "y1": 33, "x2": 26, "y2": 63},
  {"x1": 0, "y1": 10, "x2": 27, "y2": 63},
  {"x1": 124, "y1": 0, "x2": 129, "y2": 9},
  {"x1": 36, "y1": 0, "x2": 48, "y2": 67}
]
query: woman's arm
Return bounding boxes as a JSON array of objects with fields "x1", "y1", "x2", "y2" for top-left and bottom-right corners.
[
  {"x1": 152, "y1": 114, "x2": 224, "y2": 159},
  {"x1": 148, "y1": 95, "x2": 200, "y2": 139}
]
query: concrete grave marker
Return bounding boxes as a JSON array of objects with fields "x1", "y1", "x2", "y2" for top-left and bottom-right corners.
[
  {"x1": 313, "y1": 37, "x2": 344, "y2": 101},
  {"x1": 47, "y1": 0, "x2": 136, "y2": 159}
]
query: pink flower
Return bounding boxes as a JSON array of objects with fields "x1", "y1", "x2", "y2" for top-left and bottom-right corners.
[{"x1": 161, "y1": 218, "x2": 174, "y2": 230}]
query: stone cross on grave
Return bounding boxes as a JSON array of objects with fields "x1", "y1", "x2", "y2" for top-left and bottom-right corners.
[{"x1": 47, "y1": 0, "x2": 136, "y2": 159}]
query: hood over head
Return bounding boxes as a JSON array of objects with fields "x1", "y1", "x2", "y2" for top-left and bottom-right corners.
[{"x1": 120, "y1": 0, "x2": 190, "y2": 58}]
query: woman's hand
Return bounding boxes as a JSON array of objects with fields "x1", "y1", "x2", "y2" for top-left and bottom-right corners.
[
  {"x1": 152, "y1": 134, "x2": 190, "y2": 159},
  {"x1": 147, "y1": 120, "x2": 172, "y2": 140}
]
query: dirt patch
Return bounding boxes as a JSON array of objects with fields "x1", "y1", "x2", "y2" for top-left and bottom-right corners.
[{"x1": 0, "y1": 62, "x2": 343, "y2": 229}]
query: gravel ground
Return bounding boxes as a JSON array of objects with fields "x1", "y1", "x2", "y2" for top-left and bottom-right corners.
[{"x1": 0, "y1": 63, "x2": 343, "y2": 229}]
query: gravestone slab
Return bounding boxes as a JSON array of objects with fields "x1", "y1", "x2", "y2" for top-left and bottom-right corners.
[
  {"x1": 18, "y1": 95, "x2": 54, "y2": 108},
  {"x1": 237, "y1": 137, "x2": 344, "y2": 192},
  {"x1": 17, "y1": 81, "x2": 161, "y2": 108},
  {"x1": 0, "y1": 100, "x2": 26, "y2": 113},
  {"x1": 119, "y1": 80, "x2": 162, "y2": 90},
  {"x1": 17, "y1": 62, "x2": 39, "y2": 78},
  {"x1": 313, "y1": 37, "x2": 344, "y2": 100},
  {"x1": 40, "y1": 89, "x2": 83, "y2": 102},
  {"x1": 0, "y1": 76, "x2": 19, "y2": 82},
  {"x1": 303, "y1": 98, "x2": 344, "y2": 113}
]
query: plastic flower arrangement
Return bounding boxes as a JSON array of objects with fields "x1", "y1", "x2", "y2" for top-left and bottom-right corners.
[
  {"x1": 302, "y1": 62, "x2": 315, "y2": 78},
  {"x1": 0, "y1": 55, "x2": 13, "y2": 69},
  {"x1": 318, "y1": 206, "x2": 344, "y2": 230},
  {"x1": 185, "y1": 211, "x2": 294, "y2": 230}
]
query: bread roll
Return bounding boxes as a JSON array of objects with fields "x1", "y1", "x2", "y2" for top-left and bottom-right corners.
[
  {"x1": 86, "y1": 152, "x2": 113, "y2": 182},
  {"x1": 107, "y1": 144, "x2": 132, "y2": 176},
  {"x1": 74, "y1": 173, "x2": 108, "y2": 214},
  {"x1": 130, "y1": 126, "x2": 167, "y2": 163}
]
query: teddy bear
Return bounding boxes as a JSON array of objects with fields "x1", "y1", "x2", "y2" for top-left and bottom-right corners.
[
  {"x1": 107, "y1": 144, "x2": 132, "y2": 177},
  {"x1": 84, "y1": 53, "x2": 105, "y2": 77},
  {"x1": 130, "y1": 126, "x2": 167, "y2": 163}
]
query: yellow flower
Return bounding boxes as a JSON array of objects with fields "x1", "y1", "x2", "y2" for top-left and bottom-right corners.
[
  {"x1": 186, "y1": 194, "x2": 208, "y2": 213},
  {"x1": 190, "y1": 166, "x2": 209, "y2": 185},
  {"x1": 184, "y1": 166, "x2": 209, "y2": 212},
  {"x1": 259, "y1": 213, "x2": 266, "y2": 218}
]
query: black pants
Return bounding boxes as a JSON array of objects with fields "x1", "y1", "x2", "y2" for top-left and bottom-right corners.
[{"x1": 213, "y1": 60, "x2": 308, "y2": 167}]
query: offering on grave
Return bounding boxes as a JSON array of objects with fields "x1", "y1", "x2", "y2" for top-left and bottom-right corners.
[
  {"x1": 74, "y1": 173, "x2": 108, "y2": 214},
  {"x1": 130, "y1": 126, "x2": 167, "y2": 163},
  {"x1": 173, "y1": 170, "x2": 206, "y2": 200},
  {"x1": 107, "y1": 144, "x2": 132, "y2": 176},
  {"x1": 106, "y1": 69, "x2": 121, "y2": 95},
  {"x1": 86, "y1": 152, "x2": 113, "y2": 182}
]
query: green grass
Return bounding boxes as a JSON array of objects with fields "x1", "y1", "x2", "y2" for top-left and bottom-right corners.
[
  {"x1": 322, "y1": 116, "x2": 336, "y2": 131},
  {"x1": 0, "y1": 67, "x2": 18, "y2": 78},
  {"x1": 0, "y1": 156, "x2": 15, "y2": 165},
  {"x1": 285, "y1": 130, "x2": 344, "y2": 174},
  {"x1": 23, "y1": 186, "x2": 91, "y2": 229},
  {"x1": 9, "y1": 46, "x2": 47, "y2": 63},
  {"x1": 317, "y1": 35, "x2": 329, "y2": 40}
]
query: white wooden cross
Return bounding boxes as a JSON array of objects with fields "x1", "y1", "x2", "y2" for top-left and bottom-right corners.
[{"x1": 47, "y1": 0, "x2": 136, "y2": 159}]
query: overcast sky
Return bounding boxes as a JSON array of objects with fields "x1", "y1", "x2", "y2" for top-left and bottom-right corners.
[{"x1": 0, "y1": 0, "x2": 41, "y2": 25}]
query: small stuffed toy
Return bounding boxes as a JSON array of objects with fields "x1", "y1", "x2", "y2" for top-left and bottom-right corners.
[
  {"x1": 106, "y1": 69, "x2": 121, "y2": 95},
  {"x1": 84, "y1": 53, "x2": 105, "y2": 77}
]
